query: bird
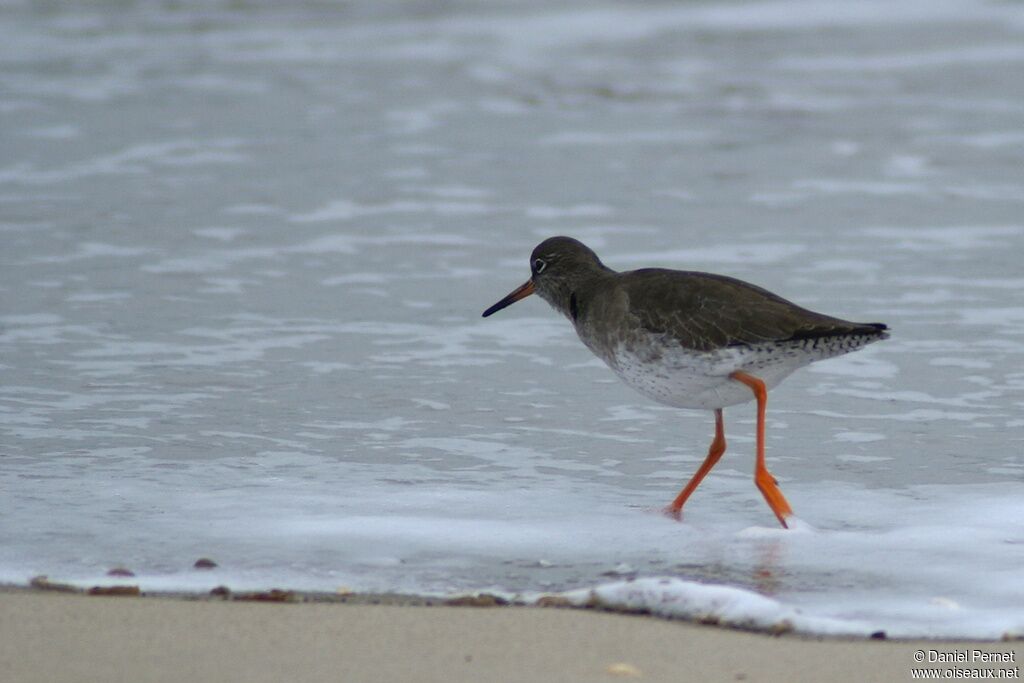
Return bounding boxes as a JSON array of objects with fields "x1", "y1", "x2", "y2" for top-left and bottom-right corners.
[{"x1": 482, "y1": 236, "x2": 889, "y2": 528}]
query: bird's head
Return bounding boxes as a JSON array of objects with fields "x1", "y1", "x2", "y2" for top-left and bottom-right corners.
[{"x1": 482, "y1": 236, "x2": 609, "y2": 319}]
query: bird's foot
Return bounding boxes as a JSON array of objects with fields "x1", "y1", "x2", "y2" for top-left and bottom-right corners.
[
  {"x1": 755, "y1": 468, "x2": 793, "y2": 529},
  {"x1": 661, "y1": 505, "x2": 683, "y2": 522}
]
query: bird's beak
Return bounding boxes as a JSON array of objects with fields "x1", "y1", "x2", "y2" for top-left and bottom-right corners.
[{"x1": 482, "y1": 279, "x2": 535, "y2": 317}]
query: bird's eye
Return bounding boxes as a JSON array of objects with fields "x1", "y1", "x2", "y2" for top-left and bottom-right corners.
[{"x1": 533, "y1": 258, "x2": 547, "y2": 274}]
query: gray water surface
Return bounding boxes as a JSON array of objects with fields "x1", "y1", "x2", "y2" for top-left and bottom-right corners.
[{"x1": 2, "y1": 0, "x2": 1023, "y2": 637}]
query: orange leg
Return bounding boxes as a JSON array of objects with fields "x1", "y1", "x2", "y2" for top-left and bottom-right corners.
[
  {"x1": 730, "y1": 371, "x2": 794, "y2": 528},
  {"x1": 665, "y1": 408, "x2": 726, "y2": 519}
]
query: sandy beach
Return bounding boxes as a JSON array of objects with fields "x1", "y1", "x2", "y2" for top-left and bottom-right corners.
[
  {"x1": 4, "y1": 3, "x2": 1024, "y2": 677},
  {"x1": 1, "y1": 589, "x2": 1019, "y2": 683}
]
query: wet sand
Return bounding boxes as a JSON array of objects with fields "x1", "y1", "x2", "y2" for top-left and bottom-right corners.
[{"x1": 1, "y1": 588, "x2": 1019, "y2": 683}]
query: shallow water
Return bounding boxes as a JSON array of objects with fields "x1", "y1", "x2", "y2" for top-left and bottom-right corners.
[{"x1": 2, "y1": 0, "x2": 1023, "y2": 638}]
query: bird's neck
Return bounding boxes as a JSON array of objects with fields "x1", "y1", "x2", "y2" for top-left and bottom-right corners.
[{"x1": 539, "y1": 266, "x2": 614, "y2": 321}]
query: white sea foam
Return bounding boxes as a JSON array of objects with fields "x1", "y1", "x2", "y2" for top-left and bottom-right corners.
[
  {"x1": 558, "y1": 578, "x2": 869, "y2": 635},
  {"x1": 289, "y1": 199, "x2": 495, "y2": 222},
  {"x1": 3, "y1": 0, "x2": 1024, "y2": 640},
  {"x1": 615, "y1": 244, "x2": 806, "y2": 267}
]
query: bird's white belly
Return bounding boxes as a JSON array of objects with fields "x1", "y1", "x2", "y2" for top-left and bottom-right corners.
[{"x1": 605, "y1": 343, "x2": 804, "y2": 410}]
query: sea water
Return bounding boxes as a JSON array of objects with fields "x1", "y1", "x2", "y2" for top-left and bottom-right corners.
[{"x1": 1, "y1": 0, "x2": 1023, "y2": 639}]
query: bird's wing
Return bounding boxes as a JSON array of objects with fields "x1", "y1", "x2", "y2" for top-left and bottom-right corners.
[{"x1": 622, "y1": 269, "x2": 885, "y2": 352}]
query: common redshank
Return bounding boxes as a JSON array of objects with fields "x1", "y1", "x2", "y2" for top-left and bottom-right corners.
[{"x1": 482, "y1": 236, "x2": 888, "y2": 528}]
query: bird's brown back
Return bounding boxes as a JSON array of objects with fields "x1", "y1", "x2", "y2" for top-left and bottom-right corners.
[{"x1": 611, "y1": 269, "x2": 888, "y2": 352}]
